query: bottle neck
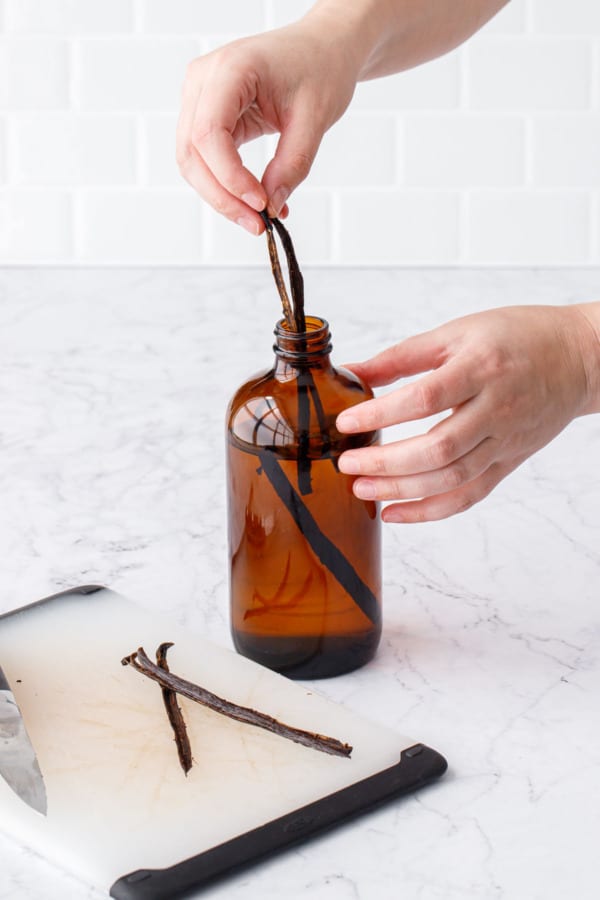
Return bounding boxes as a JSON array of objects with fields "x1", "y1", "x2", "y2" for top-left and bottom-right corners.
[{"x1": 274, "y1": 316, "x2": 333, "y2": 373}]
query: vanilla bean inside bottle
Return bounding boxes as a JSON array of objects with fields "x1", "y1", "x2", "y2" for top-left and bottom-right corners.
[{"x1": 226, "y1": 315, "x2": 382, "y2": 679}]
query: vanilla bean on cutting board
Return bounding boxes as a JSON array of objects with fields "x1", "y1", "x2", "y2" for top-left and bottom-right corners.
[
  {"x1": 156, "y1": 642, "x2": 193, "y2": 775},
  {"x1": 121, "y1": 645, "x2": 353, "y2": 759}
]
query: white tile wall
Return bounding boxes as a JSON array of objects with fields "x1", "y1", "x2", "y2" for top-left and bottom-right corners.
[
  {"x1": 76, "y1": 188, "x2": 203, "y2": 261},
  {"x1": 4, "y1": 0, "x2": 133, "y2": 34},
  {"x1": 0, "y1": 118, "x2": 5, "y2": 183},
  {"x1": 11, "y1": 114, "x2": 137, "y2": 184},
  {"x1": 468, "y1": 191, "x2": 591, "y2": 263},
  {"x1": 0, "y1": 0, "x2": 599, "y2": 265},
  {"x1": 467, "y1": 38, "x2": 591, "y2": 111}
]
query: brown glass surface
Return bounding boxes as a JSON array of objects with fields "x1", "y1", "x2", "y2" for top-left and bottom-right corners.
[{"x1": 226, "y1": 319, "x2": 382, "y2": 679}]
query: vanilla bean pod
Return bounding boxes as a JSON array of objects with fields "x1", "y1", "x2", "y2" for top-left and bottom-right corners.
[
  {"x1": 260, "y1": 211, "x2": 294, "y2": 329},
  {"x1": 271, "y1": 217, "x2": 305, "y2": 333},
  {"x1": 156, "y1": 642, "x2": 193, "y2": 775},
  {"x1": 122, "y1": 646, "x2": 353, "y2": 758},
  {"x1": 264, "y1": 216, "x2": 332, "y2": 452},
  {"x1": 260, "y1": 212, "x2": 317, "y2": 492}
]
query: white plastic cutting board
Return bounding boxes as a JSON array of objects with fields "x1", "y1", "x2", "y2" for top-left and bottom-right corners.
[{"x1": 0, "y1": 587, "x2": 421, "y2": 896}]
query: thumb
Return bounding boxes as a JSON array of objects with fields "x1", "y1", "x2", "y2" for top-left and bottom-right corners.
[{"x1": 261, "y1": 109, "x2": 325, "y2": 215}]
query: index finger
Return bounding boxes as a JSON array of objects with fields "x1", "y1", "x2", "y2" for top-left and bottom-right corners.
[
  {"x1": 190, "y1": 78, "x2": 267, "y2": 211},
  {"x1": 344, "y1": 328, "x2": 450, "y2": 389},
  {"x1": 336, "y1": 362, "x2": 478, "y2": 433}
]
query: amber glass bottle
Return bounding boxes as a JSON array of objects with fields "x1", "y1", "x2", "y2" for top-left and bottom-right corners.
[{"x1": 226, "y1": 316, "x2": 381, "y2": 679}]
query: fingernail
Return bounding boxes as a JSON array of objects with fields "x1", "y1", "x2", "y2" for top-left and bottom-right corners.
[
  {"x1": 338, "y1": 453, "x2": 360, "y2": 474},
  {"x1": 336, "y1": 413, "x2": 359, "y2": 432},
  {"x1": 269, "y1": 186, "x2": 290, "y2": 217},
  {"x1": 237, "y1": 215, "x2": 260, "y2": 236},
  {"x1": 241, "y1": 191, "x2": 266, "y2": 212},
  {"x1": 354, "y1": 480, "x2": 375, "y2": 500}
]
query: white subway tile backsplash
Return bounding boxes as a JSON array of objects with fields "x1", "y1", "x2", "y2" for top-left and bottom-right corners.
[
  {"x1": 12, "y1": 114, "x2": 137, "y2": 185},
  {"x1": 404, "y1": 115, "x2": 525, "y2": 187},
  {"x1": 75, "y1": 39, "x2": 198, "y2": 111},
  {"x1": 0, "y1": 119, "x2": 5, "y2": 182},
  {"x1": 0, "y1": 189, "x2": 71, "y2": 260},
  {"x1": 206, "y1": 211, "x2": 266, "y2": 266},
  {"x1": 309, "y1": 115, "x2": 397, "y2": 187},
  {"x1": 78, "y1": 189, "x2": 203, "y2": 261},
  {"x1": 339, "y1": 191, "x2": 460, "y2": 264},
  {"x1": 139, "y1": 0, "x2": 264, "y2": 34},
  {"x1": 352, "y1": 54, "x2": 460, "y2": 111},
  {"x1": 531, "y1": 0, "x2": 600, "y2": 34},
  {"x1": 5, "y1": 0, "x2": 133, "y2": 34},
  {"x1": 0, "y1": 38, "x2": 69, "y2": 109},
  {"x1": 141, "y1": 114, "x2": 181, "y2": 185},
  {"x1": 532, "y1": 115, "x2": 600, "y2": 187},
  {"x1": 468, "y1": 191, "x2": 590, "y2": 263},
  {"x1": 593, "y1": 192, "x2": 600, "y2": 262},
  {"x1": 468, "y1": 38, "x2": 591, "y2": 110},
  {"x1": 0, "y1": 5, "x2": 598, "y2": 266}
]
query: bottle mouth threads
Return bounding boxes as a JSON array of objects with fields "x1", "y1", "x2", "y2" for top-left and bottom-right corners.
[{"x1": 274, "y1": 316, "x2": 332, "y2": 360}]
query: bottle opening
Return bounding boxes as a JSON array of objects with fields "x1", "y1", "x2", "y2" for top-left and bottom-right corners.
[{"x1": 274, "y1": 316, "x2": 332, "y2": 361}]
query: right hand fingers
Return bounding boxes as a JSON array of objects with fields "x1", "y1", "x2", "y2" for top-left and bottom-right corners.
[
  {"x1": 338, "y1": 397, "x2": 487, "y2": 477},
  {"x1": 343, "y1": 328, "x2": 451, "y2": 388},
  {"x1": 380, "y1": 459, "x2": 515, "y2": 523},
  {"x1": 336, "y1": 359, "x2": 478, "y2": 433}
]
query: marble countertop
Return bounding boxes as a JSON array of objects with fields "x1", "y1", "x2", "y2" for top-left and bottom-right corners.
[{"x1": 0, "y1": 266, "x2": 599, "y2": 900}]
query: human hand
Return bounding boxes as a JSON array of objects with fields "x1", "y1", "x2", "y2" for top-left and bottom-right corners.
[
  {"x1": 336, "y1": 304, "x2": 600, "y2": 523},
  {"x1": 176, "y1": 18, "x2": 362, "y2": 235}
]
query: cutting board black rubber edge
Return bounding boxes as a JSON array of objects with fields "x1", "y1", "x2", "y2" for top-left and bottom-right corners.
[{"x1": 110, "y1": 744, "x2": 447, "y2": 898}]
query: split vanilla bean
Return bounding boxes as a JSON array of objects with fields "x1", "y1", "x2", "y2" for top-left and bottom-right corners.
[
  {"x1": 271, "y1": 217, "x2": 305, "y2": 333},
  {"x1": 260, "y1": 211, "x2": 306, "y2": 333},
  {"x1": 121, "y1": 645, "x2": 352, "y2": 759},
  {"x1": 260, "y1": 212, "x2": 316, "y2": 492},
  {"x1": 260, "y1": 212, "x2": 294, "y2": 329},
  {"x1": 156, "y1": 642, "x2": 193, "y2": 775}
]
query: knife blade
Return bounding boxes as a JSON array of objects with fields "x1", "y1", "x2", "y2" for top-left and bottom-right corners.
[{"x1": 0, "y1": 664, "x2": 47, "y2": 815}]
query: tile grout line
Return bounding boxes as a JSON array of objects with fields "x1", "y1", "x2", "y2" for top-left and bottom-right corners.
[
  {"x1": 4, "y1": 111, "x2": 17, "y2": 186},
  {"x1": 590, "y1": 192, "x2": 599, "y2": 264},
  {"x1": 523, "y1": 114, "x2": 534, "y2": 188},
  {"x1": 458, "y1": 46, "x2": 469, "y2": 111},
  {"x1": 263, "y1": 0, "x2": 274, "y2": 29},
  {"x1": 524, "y1": 0, "x2": 534, "y2": 33},
  {"x1": 590, "y1": 39, "x2": 599, "y2": 110},
  {"x1": 330, "y1": 190, "x2": 341, "y2": 264},
  {"x1": 458, "y1": 191, "x2": 470, "y2": 265},
  {"x1": 132, "y1": 0, "x2": 144, "y2": 34},
  {"x1": 135, "y1": 114, "x2": 146, "y2": 187}
]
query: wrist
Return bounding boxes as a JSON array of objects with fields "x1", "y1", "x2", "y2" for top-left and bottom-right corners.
[
  {"x1": 571, "y1": 303, "x2": 600, "y2": 415},
  {"x1": 302, "y1": 0, "x2": 392, "y2": 80}
]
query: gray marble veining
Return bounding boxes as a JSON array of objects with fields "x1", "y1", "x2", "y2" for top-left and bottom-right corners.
[{"x1": 0, "y1": 266, "x2": 599, "y2": 899}]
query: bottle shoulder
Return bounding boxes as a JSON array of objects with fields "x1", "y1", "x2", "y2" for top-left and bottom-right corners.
[{"x1": 227, "y1": 363, "x2": 377, "y2": 454}]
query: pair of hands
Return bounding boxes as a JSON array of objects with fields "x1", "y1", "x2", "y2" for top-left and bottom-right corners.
[{"x1": 177, "y1": 20, "x2": 600, "y2": 522}]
